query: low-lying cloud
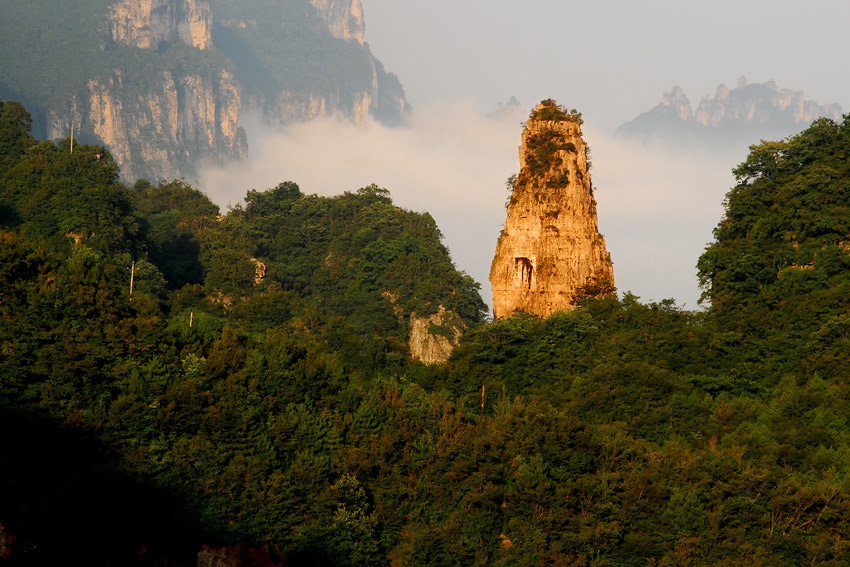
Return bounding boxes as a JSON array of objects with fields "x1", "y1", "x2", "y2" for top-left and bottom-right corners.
[{"x1": 200, "y1": 102, "x2": 744, "y2": 311}]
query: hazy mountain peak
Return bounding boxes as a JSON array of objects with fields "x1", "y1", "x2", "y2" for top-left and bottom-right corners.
[
  {"x1": 661, "y1": 86, "x2": 693, "y2": 121},
  {"x1": 617, "y1": 78, "x2": 843, "y2": 147},
  {"x1": 487, "y1": 96, "x2": 523, "y2": 120}
]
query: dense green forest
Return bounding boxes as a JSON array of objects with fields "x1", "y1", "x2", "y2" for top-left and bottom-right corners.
[{"x1": 4, "y1": 98, "x2": 850, "y2": 566}]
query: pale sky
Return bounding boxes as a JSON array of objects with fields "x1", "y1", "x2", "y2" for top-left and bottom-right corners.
[
  {"x1": 363, "y1": 0, "x2": 850, "y2": 129},
  {"x1": 360, "y1": 0, "x2": 850, "y2": 309},
  {"x1": 204, "y1": 1, "x2": 850, "y2": 311}
]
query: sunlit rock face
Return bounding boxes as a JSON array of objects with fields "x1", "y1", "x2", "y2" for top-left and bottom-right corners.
[
  {"x1": 93, "y1": 0, "x2": 245, "y2": 180},
  {"x1": 15, "y1": 0, "x2": 402, "y2": 181},
  {"x1": 490, "y1": 100, "x2": 614, "y2": 319},
  {"x1": 63, "y1": 68, "x2": 245, "y2": 181}
]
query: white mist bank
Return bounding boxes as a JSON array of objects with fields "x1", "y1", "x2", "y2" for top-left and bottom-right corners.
[
  {"x1": 199, "y1": 102, "x2": 743, "y2": 310},
  {"x1": 589, "y1": 134, "x2": 738, "y2": 309}
]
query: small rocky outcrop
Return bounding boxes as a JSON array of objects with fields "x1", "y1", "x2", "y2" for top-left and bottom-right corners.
[
  {"x1": 408, "y1": 306, "x2": 464, "y2": 364},
  {"x1": 490, "y1": 100, "x2": 614, "y2": 319},
  {"x1": 110, "y1": 0, "x2": 212, "y2": 50}
]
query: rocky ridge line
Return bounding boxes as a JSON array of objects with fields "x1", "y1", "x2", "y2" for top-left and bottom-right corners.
[{"x1": 617, "y1": 77, "x2": 843, "y2": 144}]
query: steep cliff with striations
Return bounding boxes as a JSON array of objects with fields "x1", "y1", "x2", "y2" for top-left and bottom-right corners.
[
  {"x1": 490, "y1": 100, "x2": 614, "y2": 319},
  {"x1": 0, "y1": 0, "x2": 406, "y2": 181},
  {"x1": 61, "y1": 68, "x2": 246, "y2": 182}
]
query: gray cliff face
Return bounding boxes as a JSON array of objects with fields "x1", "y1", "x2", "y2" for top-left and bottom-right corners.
[
  {"x1": 309, "y1": 0, "x2": 365, "y2": 44},
  {"x1": 0, "y1": 0, "x2": 407, "y2": 182},
  {"x1": 249, "y1": 57, "x2": 406, "y2": 129},
  {"x1": 617, "y1": 77, "x2": 843, "y2": 146},
  {"x1": 110, "y1": 0, "x2": 213, "y2": 50}
]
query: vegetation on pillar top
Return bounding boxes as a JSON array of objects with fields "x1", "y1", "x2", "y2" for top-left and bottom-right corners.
[{"x1": 529, "y1": 98, "x2": 584, "y2": 125}]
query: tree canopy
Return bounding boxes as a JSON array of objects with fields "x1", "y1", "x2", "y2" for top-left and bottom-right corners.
[{"x1": 4, "y1": 101, "x2": 850, "y2": 566}]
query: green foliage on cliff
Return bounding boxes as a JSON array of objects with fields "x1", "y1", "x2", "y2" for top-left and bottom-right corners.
[
  {"x1": 698, "y1": 115, "x2": 850, "y2": 382},
  {"x1": 523, "y1": 128, "x2": 577, "y2": 178},
  {"x1": 212, "y1": 0, "x2": 372, "y2": 98},
  {"x1": 6, "y1": 103, "x2": 850, "y2": 566}
]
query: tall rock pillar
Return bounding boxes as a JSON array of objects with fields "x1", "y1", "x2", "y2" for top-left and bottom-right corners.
[{"x1": 490, "y1": 100, "x2": 614, "y2": 318}]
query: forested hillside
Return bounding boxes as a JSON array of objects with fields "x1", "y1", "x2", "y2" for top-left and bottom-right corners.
[{"x1": 3, "y1": 99, "x2": 850, "y2": 566}]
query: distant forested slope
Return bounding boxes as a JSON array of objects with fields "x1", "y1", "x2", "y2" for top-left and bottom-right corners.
[{"x1": 0, "y1": 0, "x2": 406, "y2": 181}]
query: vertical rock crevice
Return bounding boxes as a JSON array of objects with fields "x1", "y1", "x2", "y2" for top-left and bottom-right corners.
[{"x1": 490, "y1": 100, "x2": 614, "y2": 319}]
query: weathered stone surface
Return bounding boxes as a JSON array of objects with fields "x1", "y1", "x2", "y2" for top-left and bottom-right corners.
[
  {"x1": 110, "y1": 0, "x2": 212, "y2": 50},
  {"x1": 409, "y1": 306, "x2": 463, "y2": 364},
  {"x1": 72, "y1": 67, "x2": 245, "y2": 181},
  {"x1": 490, "y1": 100, "x2": 614, "y2": 319}
]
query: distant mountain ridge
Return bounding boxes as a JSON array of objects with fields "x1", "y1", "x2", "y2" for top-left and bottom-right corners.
[
  {"x1": 0, "y1": 0, "x2": 407, "y2": 181},
  {"x1": 617, "y1": 77, "x2": 842, "y2": 146}
]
